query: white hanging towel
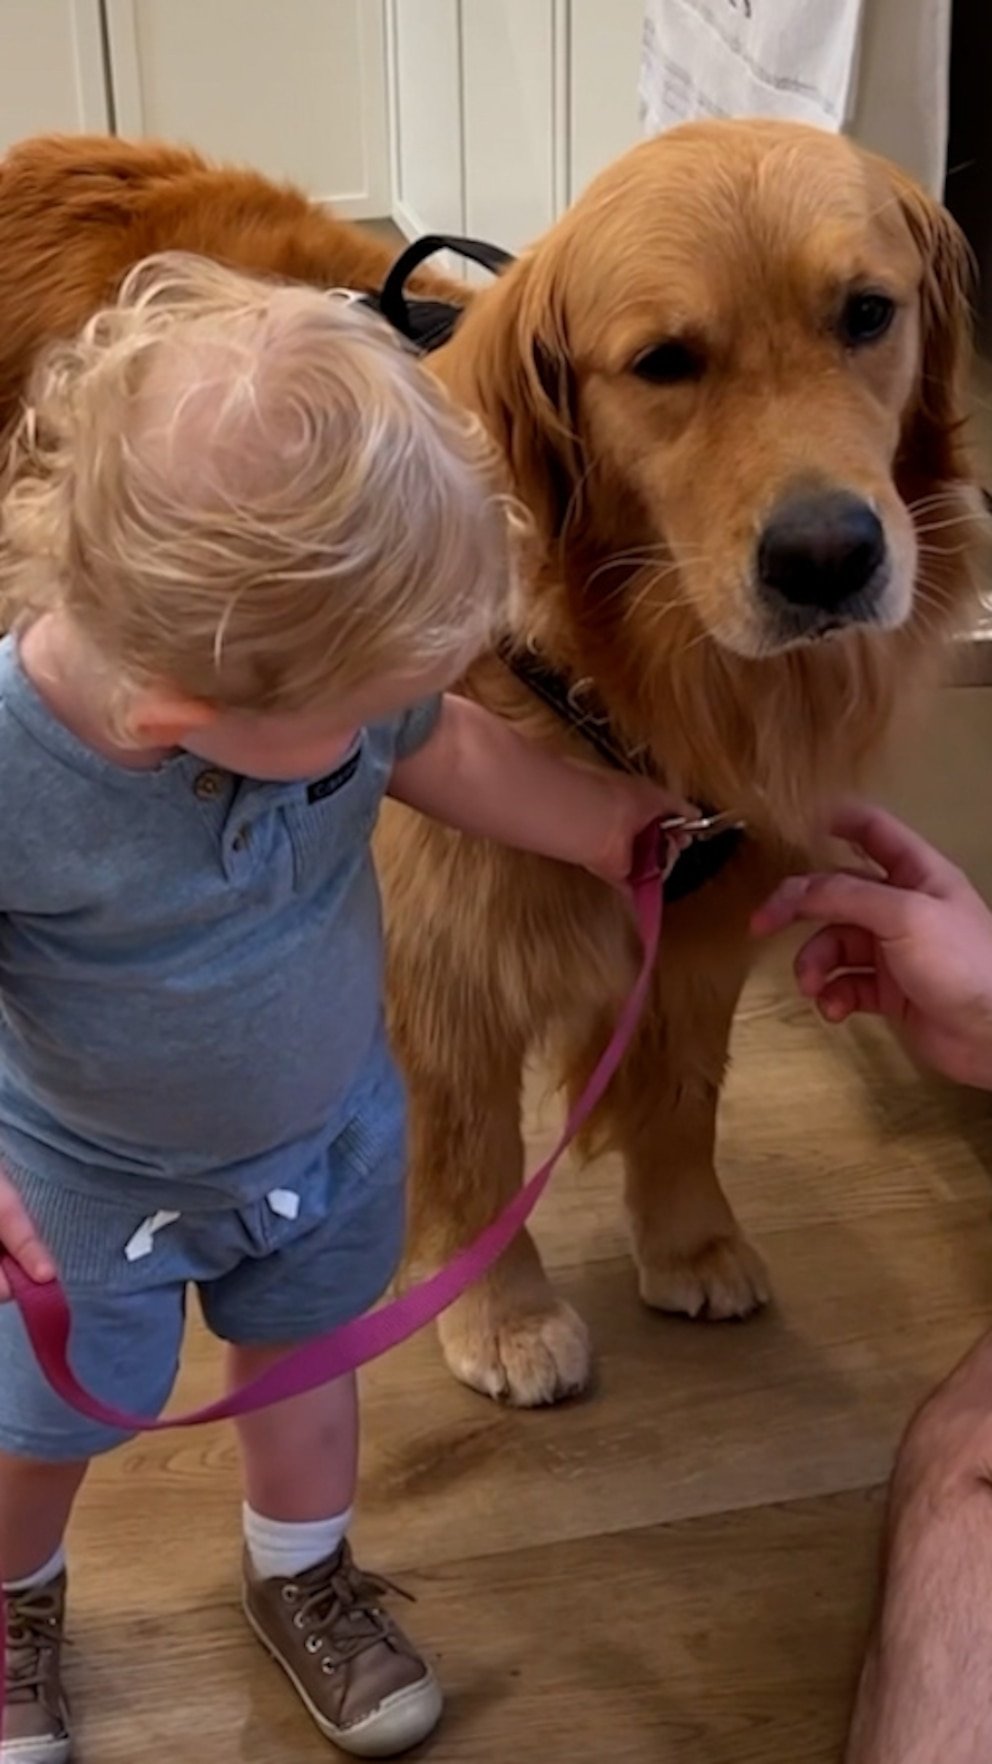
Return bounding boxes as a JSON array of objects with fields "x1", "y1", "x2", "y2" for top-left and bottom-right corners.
[
  {"x1": 640, "y1": 0, "x2": 867, "y2": 135},
  {"x1": 640, "y1": 0, "x2": 951, "y2": 195}
]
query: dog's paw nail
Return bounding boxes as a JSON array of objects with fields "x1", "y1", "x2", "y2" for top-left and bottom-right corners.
[
  {"x1": 637, "y1": 1235, "x2": 770, "y2": 1320},
  {"x1": 439, "y1": 1298, "x2": 592, "y2": 1407}
]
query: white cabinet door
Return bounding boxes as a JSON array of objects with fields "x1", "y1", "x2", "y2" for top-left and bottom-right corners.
[
  {"x1": 387, "y1": 0, "x2": 558, "y2": 267},
  {"x1": 387, "y1": 0, "x2": 463, "y2": 237},
  {"x1": 385, "y1": 0, "x2": 647, "y2": 254},
  {"x1": 0, "y1": 0, "x2": 109, "y2": 154},
  {"x1": 461, "y1": 0, "x2": 557, "y2": 252},
  {"x1": 568, "y1": 0, "x2": 645, "y2": 203},
  {"x1": 104, "y1": 0, "x2": 390, "y2": 216}
]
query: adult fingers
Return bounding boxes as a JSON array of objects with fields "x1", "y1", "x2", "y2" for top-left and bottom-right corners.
[
  {"x1": 753, "y1": 871, "x2": 918, "y2": 943},
  {"x1": 828, "y1": 802, "x2": 961, "y2": 898},
  {"x1": 793, "y1": 924, "x2": 877, "y2": 994},
  {"x1": 814, "y1": 972, "x2": 883, "y2": 1023}
]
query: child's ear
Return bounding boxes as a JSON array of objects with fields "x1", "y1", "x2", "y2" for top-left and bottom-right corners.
[{"x1": 127, "y1": 689, "x2": 217, "y2": 748}]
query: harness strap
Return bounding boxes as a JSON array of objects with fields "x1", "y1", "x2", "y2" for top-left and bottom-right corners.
[
  {"x1": 497, "y1": 642, "x2": 744, "y2": 902},
  {"x1": 498, "y1": 640, "x2": 651, "y2": 776},
  {"x1": 360, "y1": 233, "x2": 513, "y2": 354}
]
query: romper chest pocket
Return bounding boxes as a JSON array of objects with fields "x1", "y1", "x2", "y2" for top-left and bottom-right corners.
[{"x1": 285, "y1": 739, "x2": 378, "y2": 893}]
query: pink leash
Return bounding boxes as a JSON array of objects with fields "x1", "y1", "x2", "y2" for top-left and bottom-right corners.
[{"x1": 0, "y1": 820, "x2": 668, "y2": 1725}]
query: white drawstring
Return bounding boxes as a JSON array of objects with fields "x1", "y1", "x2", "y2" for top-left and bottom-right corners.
[
  {"x1": 123, "y1": 1210, "x2": 181, "y2": 1263},
  {"x1": 266, "y1": 1188, "x2": 300, "y2": 1221},
  {"x1": 122, "y1": 1189, "x2": 300, "y2": 1261}
]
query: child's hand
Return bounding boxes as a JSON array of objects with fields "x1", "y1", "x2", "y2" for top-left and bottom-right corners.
[
  {"x1": 0, "y1": 1167, "x2": 55, "y2": 1301},
  {"x1": 585, "y1": 775, "x2": 697, "y2": 888},
  {"x1": 753, "y1": 802, "x2": 992, "y2": 1091}
]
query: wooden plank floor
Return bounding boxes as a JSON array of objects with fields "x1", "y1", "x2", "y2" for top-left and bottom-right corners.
[{"x1": 67, "y1": 690, "x2": 992, "y2": 1762}]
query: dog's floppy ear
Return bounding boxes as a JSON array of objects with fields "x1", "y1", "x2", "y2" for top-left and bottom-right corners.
[
  {"x1": 893, "y1": 170, "x2": 974, "y2": 482},
  {"x1": 447, "y1": 249, "x2": 585, "y2": 548}
]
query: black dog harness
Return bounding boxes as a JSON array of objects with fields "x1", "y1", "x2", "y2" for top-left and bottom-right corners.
[
  {"x1": 357, "y1": 234, "x2": 745, "y2": 901},
  {"x1": 358, "y1": 232, "x2": 511, "y2": 350}
]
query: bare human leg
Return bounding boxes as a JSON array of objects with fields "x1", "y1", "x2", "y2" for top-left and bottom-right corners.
[
  {"x1": 847, "y1": 1327, "x2": 992, "y2": 1764},
  {"x1": 231, "y1": 1350, "x2": 358, "y2": 1521},
  {"x1": 0, "y1": 1453, "x2": 87, "y2": 1584}
]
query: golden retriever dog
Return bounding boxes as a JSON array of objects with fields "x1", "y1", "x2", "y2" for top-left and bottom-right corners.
[{"x1": 0, "y1": 123, "x2": 984, "y2": 1406}]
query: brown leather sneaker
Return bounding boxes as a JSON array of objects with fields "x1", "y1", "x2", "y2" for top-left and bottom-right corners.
[
  {"x1": 243, "y1": 1543, "x2": 442, "y2": 1757},
  {"x1": 2, "y1": 1572, "x2": 71, "y2": 1763}
]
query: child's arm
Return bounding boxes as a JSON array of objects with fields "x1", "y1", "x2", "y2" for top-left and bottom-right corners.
[{"x1": 389, "y1": 694, "x2": 693, "y2": 886}]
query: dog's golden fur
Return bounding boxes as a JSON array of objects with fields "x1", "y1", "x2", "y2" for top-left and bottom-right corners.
[{"x1": 0, "y1": 124, "x2": 984, "y2": 1404}]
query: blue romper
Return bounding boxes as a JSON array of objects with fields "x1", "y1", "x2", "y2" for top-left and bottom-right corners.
[{"x1": 0, "y1": 636, "x2": 438, "y2": 1458}]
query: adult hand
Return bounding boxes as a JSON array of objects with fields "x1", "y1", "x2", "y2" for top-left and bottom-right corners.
[{"x1": 753, "y1": 802, "x2": 992, "y2": 1090}]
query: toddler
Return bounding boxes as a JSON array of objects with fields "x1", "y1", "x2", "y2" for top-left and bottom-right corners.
[{"x1": 0, "y1": 254, "x2": 684, "y2": 1761}]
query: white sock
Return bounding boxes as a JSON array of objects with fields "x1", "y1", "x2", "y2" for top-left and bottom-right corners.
[
  {"x1": 243, "y1": 1504, "x2": 352, "y2": 1581},
  {"x1": 3, "y1": 1543, "x2": 67, "y2": 1593}
]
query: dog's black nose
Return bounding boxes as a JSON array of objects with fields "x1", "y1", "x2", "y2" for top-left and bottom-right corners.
[{"x1": 757, "y1": 491, "x2": 887, "y2": 611}]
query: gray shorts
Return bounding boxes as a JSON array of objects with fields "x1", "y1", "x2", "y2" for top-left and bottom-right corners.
[{"x1": 0, "y1": 1061, "x2": 407, "y2": 1461}]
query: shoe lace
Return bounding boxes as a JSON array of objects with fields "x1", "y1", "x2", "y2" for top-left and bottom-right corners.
[
  {"x1": 4, "y1": 1586, "x2": 65, "y2": 1701},
  {"x1": 283, "y1": 1545, "x2": 414, "y2": 1668}
]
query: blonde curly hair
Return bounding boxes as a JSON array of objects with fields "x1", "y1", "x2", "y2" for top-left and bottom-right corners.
[{"x1": 0, "y1": 252, "x2": 520, "y2": 716}]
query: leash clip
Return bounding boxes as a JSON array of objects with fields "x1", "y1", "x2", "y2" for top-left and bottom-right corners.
[
  {"x1": 660, "y1": 810, "x2": 746, "y2": 844},
  {"x1": 632, "y1": 809, "x2": 747, "y2": 889}
]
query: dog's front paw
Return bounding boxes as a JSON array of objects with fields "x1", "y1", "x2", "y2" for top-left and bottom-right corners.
[
  {"x1": 637, "y1": 1233, "x2": 770, "y2": 1320},
  {"x1": 437, "y1": 1291, "x2": 591, "y2": 1407}
]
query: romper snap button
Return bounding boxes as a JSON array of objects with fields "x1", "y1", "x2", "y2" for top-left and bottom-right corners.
[{"x1": 194, "y1": 769, "x2": 225, "y2": 801}]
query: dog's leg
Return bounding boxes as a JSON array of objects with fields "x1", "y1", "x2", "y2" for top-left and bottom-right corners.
[
  {"x1": 576, "y1": 909, "x2": 769, "y2": 1321},
  {"x1": 621, "y1": 1060, "x2": 770, "y2": 1321},
  {"x1": 404, "y1": 1064, "x2": 592, "y2": 1406},
  {"x1": 382, "y1": 818, "x2": 603, "y2": 1407}
]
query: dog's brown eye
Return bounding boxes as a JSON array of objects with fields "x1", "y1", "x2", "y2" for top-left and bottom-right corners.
[
  {"x1": 631, "y1": 340, "x2": 704, "y2": 385},
  {"x1": 840, "y1": 291, "x2": 896, "y2": 346}
]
